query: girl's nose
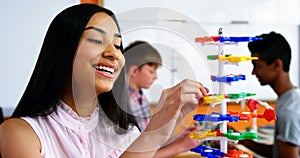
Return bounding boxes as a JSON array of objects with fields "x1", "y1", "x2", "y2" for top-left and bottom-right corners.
[{"x1": 102, "y1": 42, "x2": 121, "y2": 60}]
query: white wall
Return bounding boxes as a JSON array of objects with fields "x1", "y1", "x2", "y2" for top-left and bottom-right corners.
[
  {"x1": 0, "y1": 0, "x2": 79, "y2": 116},
  {"x1": 1, "y1": 0, "x2": 299, "y2": 115},
  {"x1": 105, "y1": 0, "x2": 300, "y2": 103},
  {"x1": 104, "y1": 0, "x2": 300, "y2": 25}
]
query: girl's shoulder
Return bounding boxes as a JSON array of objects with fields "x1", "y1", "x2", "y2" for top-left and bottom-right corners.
[{"x1": 0, "y1": 118, "x2": 41, "y2": 157}]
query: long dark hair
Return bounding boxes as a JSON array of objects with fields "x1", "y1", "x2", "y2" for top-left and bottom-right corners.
[{"x1": 12, "y1": 4, "x2": 138, "y2": 133}]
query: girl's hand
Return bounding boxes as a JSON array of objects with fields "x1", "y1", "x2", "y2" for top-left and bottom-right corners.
[
  {"x1": 148, "y1": 79, "x2": 208, "y2": 133},
  {"x1": 124, "y1": 79, "x2": 208, "y2": 155}
]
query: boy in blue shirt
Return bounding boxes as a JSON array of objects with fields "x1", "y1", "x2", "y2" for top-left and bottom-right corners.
[{"x1": 240, "y1": 32, "x2": 300, "y2": 158}]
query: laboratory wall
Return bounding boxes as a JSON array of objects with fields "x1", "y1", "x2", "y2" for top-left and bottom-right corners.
[
  {"x1": 0, "y1": 0, "x2": 79, "y2": 116},
  {"x1": 104, "y1": 0, "x2": 300, "y2": 103},
  {"x1": 0, "y1": 0, "x2": 299, "y2": 116}
]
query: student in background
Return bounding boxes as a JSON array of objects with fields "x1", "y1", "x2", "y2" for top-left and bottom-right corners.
[
  {"x1": 124, "y1": 41, "x2": 161, "y2": 131},
  {"x1": 237, "y1": 32, "x2": 300, "y2": 158},
  {"x1": 124, "y1": 41, "x2": 199, "y2": 157},
  {"x1": 0, "y1": 4, "x2": 208, "y2": 158}
]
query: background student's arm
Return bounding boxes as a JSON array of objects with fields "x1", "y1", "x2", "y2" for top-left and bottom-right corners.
[
  {"x1": 227, "y1": 124, "x2": 272, "y2": 157},
  {"x1": 278, "y1": 139, "x2": 299, "y2": 158},
  {"x1": 239, "y1": 139, "x2": 272, "y2": 157},
  {"x1": 276, "y1": 110, "x2": 300, "y2": 158}
]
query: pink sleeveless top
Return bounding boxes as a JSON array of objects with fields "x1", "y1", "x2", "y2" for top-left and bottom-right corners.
[{"x1": 21, "y1": 101, "x2": 140, "y2": 158}]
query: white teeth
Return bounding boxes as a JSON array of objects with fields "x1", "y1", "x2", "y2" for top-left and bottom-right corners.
[{"x1": 96, "y1": 65, "x2": 114, "y2": 74}]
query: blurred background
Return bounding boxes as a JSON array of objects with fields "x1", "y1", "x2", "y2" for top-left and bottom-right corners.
[{"x1": 0, "y1": 0, "x2": 299, "y2": 118}]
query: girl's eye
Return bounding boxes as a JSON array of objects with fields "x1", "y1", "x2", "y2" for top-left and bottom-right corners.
[{"x1": 87, "y1": 38, "x2": 103, "y2": 45}]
